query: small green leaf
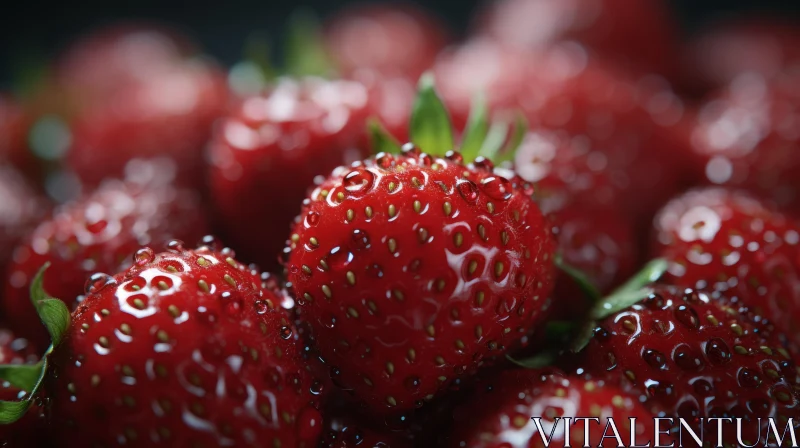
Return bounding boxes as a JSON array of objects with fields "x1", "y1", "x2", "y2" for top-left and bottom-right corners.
[
  {"x1": 506, "y1": 351, "x2": 556, "y2": 369},
  {"x1": 30, "y1": 264, "x2": 71, "y2": 348},
  {"x1": 495, "y1": 112, "x2": 528, "y2": 164},
  {"x1": 590, "y1": 287, "x2": 655, "y2": 320},
  {"x1": 285, "y1": 10, "x2": 335, "y2": 77},
  {"x1": 0, "y1": 400, "x2": 33, "y2": 423},
  {"x1": 477, "y1": 119, "x2": 509, "y2": 161},
  {"x1": 368, "y1": 119, "x2": 402, "y2": 154},
  {"x1": 554, "y1": 253, "x2": 601, "y2": 305},
  {"x1": 409, "y1": 73, "x2": 454, "y2": 156},
  {"x1": 0, "y1": 354, "x2": 49, "y2": 424},
  {"x1": 0, "y1": 363, "x2": 43, "y2": 392},
  {"x1": 459, "y1": 93, "x2": 489, "y2": 160},
  {"x1": 608, "y1": 258, "x2": 668, "y2": 298}
]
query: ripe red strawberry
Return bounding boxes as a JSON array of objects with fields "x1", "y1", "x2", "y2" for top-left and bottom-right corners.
[
  {"x1": 45, "y1": 24, "x2": 228, "y2": 188},
  {"x1": 450, "y1": 369, "x2": 661, "y2": 448},
  {"x1": 684, "y1": 18, "x2": 800, "y2": 93},
  {"x1": 651, "y1": 187, "x2": 800, "y2": 346},
  {"x1": 3, "y1": 170, "x2": 208, "y2": 348},
  {"x1": 324, "y1": 3, "x2": 449, "y2": 79},
  {"x1": 208, "y1": 77, "x2": 371, "y2": 271},
  {"x1": 579, "y1": 285, "x2": 800, "y2": 445},
  {"x1": 0, "y1": 328, "x2": 44, "y2": 446},
  {"x1": 43, "y1": 243, "x2": 325, "y2": 447},
  {"x1": 476, "y1": 0, "x2": 680, "y2": 77},
  {"x1": 321, "y1": 414, "x2": 410, "y2": 448},
  {"x1": 285, "y1": 144, "x2": 556, "y2": 414},
  {"x1": 0, "y1": 164, "x2": 48, "y2": 280},
  {"x1": 689, "y1": 73, "x2": 800, "y2": 210}
]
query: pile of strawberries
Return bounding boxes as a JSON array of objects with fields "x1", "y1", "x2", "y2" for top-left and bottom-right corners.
[{"x1": 1, "y1": 0, "x2": 800, "y2": 446}]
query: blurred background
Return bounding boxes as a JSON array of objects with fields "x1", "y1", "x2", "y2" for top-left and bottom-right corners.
[{"x1": 2, "y1": 0, "x2": 800, "y2": 87}]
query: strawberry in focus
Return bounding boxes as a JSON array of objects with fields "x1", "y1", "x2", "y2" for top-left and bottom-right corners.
[
  {"x1": 450, "y1": 369, "x2": 661, "y2": 448},
  {"x1": 324, "y1": 3, "x2": 449, "y2": 79},
  {"x1": 651, "y1": 187, "x2": 800, "y2": 345},
  {"x1": 45, "y1": 243, "x2": 325, "y2": 447},
  {"x1": 285, "y1": 145, "x2": 556, "y2": 414},
  {"x1": 3, "y1": 165, "x2": 208, "y2": 348},
  {"x1": 208, "y1": 77, "x2": 371, "y2": 271},
  {"x1": 579, "y1": 285, "x2": 800, "y2": 445}
]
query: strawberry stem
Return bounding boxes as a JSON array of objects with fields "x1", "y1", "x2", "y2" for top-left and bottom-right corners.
[
  {"x1": 459, "y1": 92, "x2": 489, "y2": 160},
  {"x1": 554, "y1": 253, "x2": 601, "y2": 304},
  {"x1": 30, "y1": 263, "x2": 71, "y2": 348},
  {"x1": 410, "y1": 72, "x2": 455, "y2": 156},
  {"x1": 495, "y1": 112, "x2": 528, "y2": 164}
]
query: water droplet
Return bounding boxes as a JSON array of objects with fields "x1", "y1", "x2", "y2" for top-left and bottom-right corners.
[
  {"x1": 305, "y1": 211, "x2": 320, "y2": 227},
  {"x1": 309, "y1": 381, "x2": 324, "y2": 396},
  {"x1": 457, "y1": 179, "x2": 479, "y2": 203},
  {"x1": 326, "y1": 246, "x2": 354, "y2": 269},
  {"x1": 375, "y1": 152, "x2": 394, "y2": 168},
  {"x1": 166, "y1": 240, "x2": 185, "y2": 253},
  {"x1": 480, "y1": 176, "x2": 513, "y2": 201},
  {"x1": 674, "y1": 305, "x2": 699, "y2": 328},
  {"x1": 642, "y1": 293, "x2": 665, "y2": 309},
  {"x1": 645, "y1": 380, "x2": 674, "y2": 398},
  {"x1": 673, "y1": 345, "x2": 703, "y2": 371},
  {"x1": 254, "y1": 301, "x2": 269, "y2": 315},
  {"x1": 401, "y1": 143, "x2": 420, "y2": 156},
  {"x1": 404, "y1": 376, "x2": 421, "y2": 391},
  {"x1": 85, "y1": 273, "x2": 115, "y2": 294},
  {"x1": 445, "y1": 150, "x2": 463, "y2": 164},
  {"x1": 472, "y1": 156, "x2": 494, "y2": 171},
  {"x1": 350, "y1": 229, "x2": 370, "y2": 251},
  {"x1": 738, "y1": 368, "x2": 761, "y2": 388},
  {"x1": 705, "y1": 338, "x2": 731, "y2": 365},
  {"x1": 279, "y1": 326, "x2": 293, "y2": 340},
  {"x1": 692, "y1": 379, "x2": 713, "y2": 396},
  {"x1": 643, "y1": 348, "x2": 667, "y2": 370},
  {"x1": 343, "y1": 168, "x2": 375, "y2": 196},
  {"x1": 418, "y1": 153, "x2": 433, "y2": 167},
  {"x1": 199, "y1": 235, "x2": 222, "y2": 251}
]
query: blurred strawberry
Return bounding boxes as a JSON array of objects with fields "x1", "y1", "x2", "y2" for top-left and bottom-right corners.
[
  {"x1": 324, "y1": 3, "x2": 449, "y2": 79},
  {"x1": 476, "y1": 0, "x2": 679, "y2": 77},
  {"x1": 0, "y1": 95, "x2": 34, "y2": 173},
  {"x1": 0, "y1": 164, "x2": 48, "y2": 280},
  {"x1": 0, "y1": 328, "x2": 44, "y2": 446},
  {"x1": 41, "y1": 24, "x2": 228, "y2": 188},
  {"x1": 355, "y1": 71, "x2": 416, "y2": 146},
  {"x1": 3, "y1": 163, "x2": 208, "y2": 348},
  {"x1": 684, "y1": 17, "x2": 800, "y2": 94},
  {"x1": 208, "y1": 77, "x2": 370, "y2": 271},
  {"x1": 689, "y1": 73, "x2": 800, "y2": 210}
]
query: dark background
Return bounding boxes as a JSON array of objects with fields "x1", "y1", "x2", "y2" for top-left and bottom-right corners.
[{"x1": 1, "y1": 0, "x2": 799, "y2": 87}]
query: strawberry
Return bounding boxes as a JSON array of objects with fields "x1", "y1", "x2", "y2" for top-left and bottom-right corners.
[
  {"x1": 578, "y1": 284, "x2": 800, "y2": 445},
  {"x1": 208, "y1": 77, "x2": 371, "y2": 271},
  {"x1": 324, "y1": 3, "x2": 449, "y2": 79},
  {"x1": 0, "y1": 328, "x2": 45, "y2": 446},
  {"x1": 0, "y1": 95, "x2": 34, "y2": 173},
  {"x1": 651, "y1": 187, "x2": 800, "y2": 346},
  {"x1": 684, "y1": 18, "x2": 800, "y2": 93},
  {"x1": 285, "y1": 79, "x2": 557, "y2": 415},
  {"x1": 38, "y1": 242, "x2": 325, "y2": 446},
  {"x1": 689, "y1": 73, "x2": 800, "y2": 210},
  {"x1": 46, "y1": 24, "x2": 228, "y2": 188},
  {"x1": 3, "y1": 167, "x2": 208, "y2": 348},
  {"x1": 0, "y1": 164, "x2": 48, "y2": 281},
  {"x1": 475, "y1": 0, "x2": 680, "y2": 77},
  {"x1": 321, "y1": 414, "x2": 410, "y2": 448},
  {"x1": 450, "y1": 369, "x2": 661, "y2": 448}
]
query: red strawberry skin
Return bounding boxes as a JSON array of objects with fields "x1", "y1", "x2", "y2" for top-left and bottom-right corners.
[
  {"x1": 0, "y1": 328, "x2": 45, "y2": 446},
  {"x1": 285, "y1": 149, "x2": 557, "y2": 414},
  {"x1": 0, "y1": 165, "x2": 48, "y2": 281},
  {"x1": 46, "y1": 244, "x2": 325, "y2": 447},
  {"x1": 652, "y1": 188, "x2": 800, "y2": 346},
  {"x1": 208, "y1": 77, "x2": 371, "y2": 271},
  {"x1": 48, "y1": 24, "x2": 228, "y2": 188},
  {"x1": 320, "y1": 414, "x2": 410, "y2": 448},
  {"x1": 476, "y1": 0, "x2": 680, "y2": 77},
  {"x1": 3, "y1": 173, "x2": 208, "y2": 348},
  {"x1": 689, "y1": 73, "x2": 800, "y2": 210},
  {"x1": 324, "y1": 3, "x2": 449, "y2": 79},
  {"x1": 0, "y1": 95, "x2": 34, "y2": 173},
  {"x1": 580, "y1": 285, "x2": 800, "y2": 445},
  {"x1": 450, "y1": 369, "x2": 660, "y2": 448}
]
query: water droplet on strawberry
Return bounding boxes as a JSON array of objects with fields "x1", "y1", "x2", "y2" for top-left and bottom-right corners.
[
  {"x1": 279, "y1": 326, "x2": 293, "y2": 339},
  {"x1": 327, "y1": 246, "x2": 353, "y2": 269},
  {"x1": 738, "y1": 368, "x2": 761, "y2": 388},
  {"x1": 445, "y1": 150, "x2": 463, "y2": 164},
  {"x1": 673, "y1": 345, "x2": 703, "y2": 371},
  {"x1": 309, "y1": 380, "x2": 324, "y2": 396},
  {"x1": 305, "y1": 211, "x2": 320, "y2": 227},
  {"x1": 343, "y1": 168, "x2": 375, "y2": 196},
  {"x1": 401, "y1": 143, "x2": 420, "y2": 156},
  {"x1": 480, "y1": 176, "x2": 513, "y2": 201},
  {"x1": 472, "y1": 156, "x2": 494, "y2": 171},
  {"x1": 674, "y1": 305, "x2": 699, "y2": 328},
  {"x1": 375, "y1": 152, "x2": 394, "y2": 168},
  {"x1": 199, "y1": 235, "x2": 222, "y2": 251},
  {"x1": 705, "y1": 338, "x2": 731, "y2": 365},
  {"x1": 418, "y1": 153, "x2": 433, "y2": 167},
  {"x1": 642, "y1": 348, "x2": 667, "y2": 370},
  {"x1": 84, "y1": 272, "x2": 115, "y2": 294},
  {"x1": 457, "y1": 179, "x2": 479, "y2": 203},
  {"x1": 351, "y1": 229, "x2": 370, "y2": 251},
  {"x1": 166, "y1": 239, "x2": 185, "y2": 253},
  {"x1": 254, "y1": 301, "x2": 269, "y2": 315}
]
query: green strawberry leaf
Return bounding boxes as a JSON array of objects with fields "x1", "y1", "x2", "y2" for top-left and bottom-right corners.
[
  {"x1": 553, "y1": 253, "x2": 601, "y2": 305},
  {"x1": 459, "y1": 93, "x2": 489, "y2": 160},
  {"x1": 30, "y1": 263, "x2": 71, "y2": 348},
  {"x1": 0, "y1": 356, "x2": 49, "y2": 424},
  {"x1": 495, "y1": 112, "x2": 528, "y2": 164},
  {"x1": 285, "y1": 9, "x2": 335, "y2": 77},
  {"x1": 0, "y1": 400, "x2": 33, "y2": 424},
  {"x1": 0, "y1": 363, "x2": 43, "y2": 392},
  {"x1": 601, "y1": 258, "x2": 668, "y2": 302},
  {"x1": 506, "y1": 351, "x2": 556, "y2": 369},
  {"x1": 368, "y1": 119, "x2": 402, "y2": 154},
  {"x1": 477, "y1": 119, "x2": 509, "y2": 162},
  {"x1": 410, "y1": 73, "x2": 454, "y2": 156}
]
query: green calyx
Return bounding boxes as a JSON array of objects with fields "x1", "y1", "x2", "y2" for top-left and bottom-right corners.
[
  {"x1": 0, "y1": 263, "x2": 71, "y2": 424},
  {"x1": 368, "y1": 72, "x2": 528, "y2": 162}
]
